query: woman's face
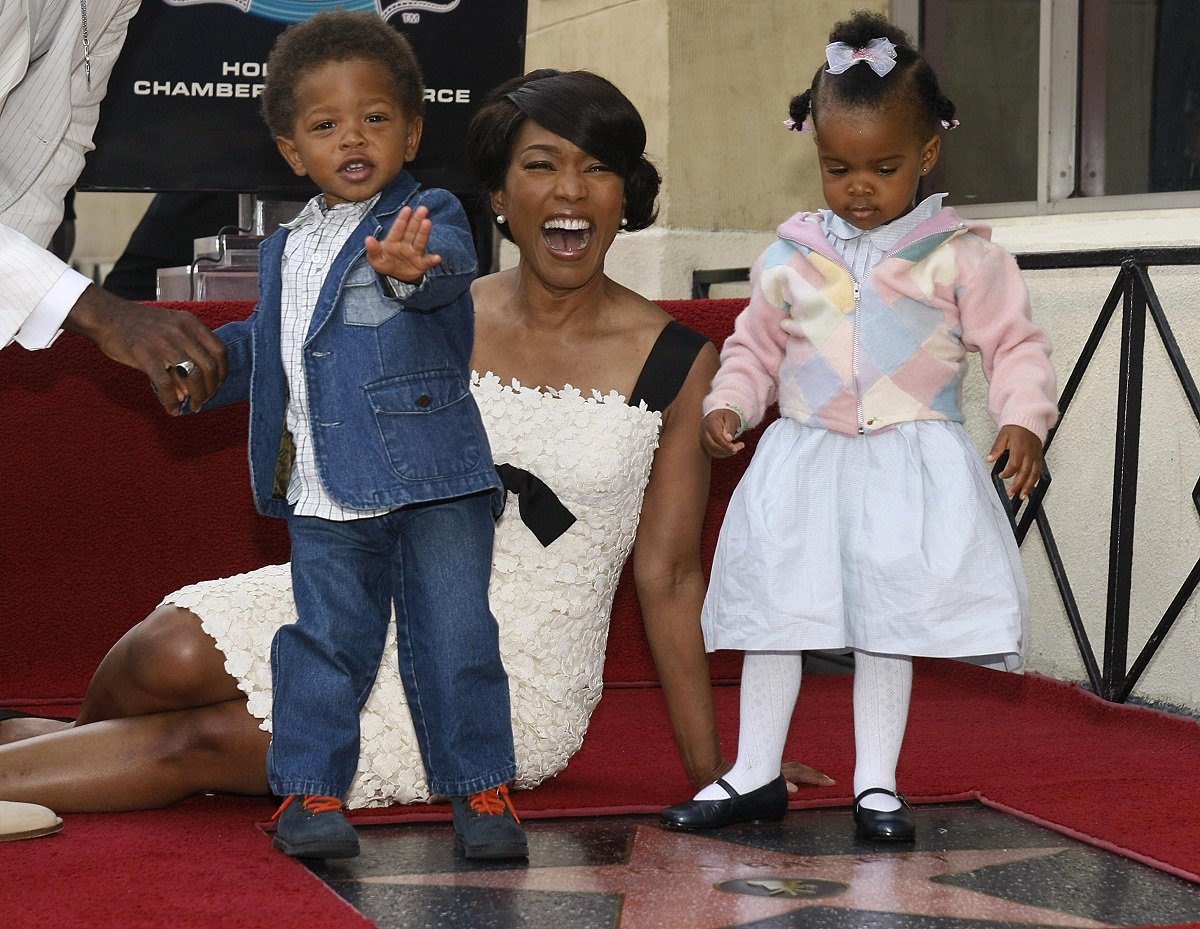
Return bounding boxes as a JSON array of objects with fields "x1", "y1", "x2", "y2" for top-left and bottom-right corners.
[{"x1": 491, "y1": 119, "x2": 626, "y2": 291}]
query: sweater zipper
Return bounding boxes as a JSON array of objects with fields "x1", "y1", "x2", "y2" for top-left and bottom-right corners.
[
  {"x1": 851, "y1": 281, "x2": 864, "y2": 434},
  {"x1": 776, "y1": 232, "x2": 867, "y2": 433},
  {"x1": 852, "y1": 224, "x2": 966, "y2": 434},
  {"x1": 859, "y1": 222, "x2": 960, "y2": 436},
  {"x1": 778, "y1": 223, "x2": 965, "y2": 437}
]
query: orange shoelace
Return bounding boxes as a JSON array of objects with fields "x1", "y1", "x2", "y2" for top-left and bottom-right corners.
[
  {"x1": 271, "y1": 794, "x2": 343, "y2": 821},
  {"x1": 468, "y1": 784, "x2": 521, "y2": 822}
]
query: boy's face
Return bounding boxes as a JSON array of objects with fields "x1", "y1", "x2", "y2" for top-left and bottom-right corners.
[{"x1": 275, "y1": 58, "x2": 422, "y2": 207}]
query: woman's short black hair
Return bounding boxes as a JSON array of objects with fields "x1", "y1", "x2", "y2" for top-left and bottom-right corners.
[
  {"x1": 466, "y1": 69, "x2": 661, "y2": 240},
  {"x1": 788, "y1": 10, "x2": 956, "y2": 142},
  {"x1": 261, "y1": 11, "x2": 425, "y2": 139}
]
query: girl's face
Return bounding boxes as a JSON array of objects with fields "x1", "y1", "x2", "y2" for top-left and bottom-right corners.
[
  {"x1": 490, "y1": 119, "x2": 626, "y2": 293},
  {"x1": 275, "y1": 58, "x2": 422, "y2": 207},
  {"x1": 814, "y1": 105, "x2": 940, "y2": 231}
]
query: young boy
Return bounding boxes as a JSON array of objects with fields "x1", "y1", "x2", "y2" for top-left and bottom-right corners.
[{"x1": 187, "y1": 11, "x2": 525, "y2": 861}]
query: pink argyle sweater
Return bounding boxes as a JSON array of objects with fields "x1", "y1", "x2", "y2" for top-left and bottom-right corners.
[{"x1": 704, "y1": 207, "x2": 1058, "y2": 442}]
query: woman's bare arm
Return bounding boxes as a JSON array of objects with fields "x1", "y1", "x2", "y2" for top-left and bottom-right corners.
[{"x1": 631, "y1": 342, "x2": 728, "y2": 788}]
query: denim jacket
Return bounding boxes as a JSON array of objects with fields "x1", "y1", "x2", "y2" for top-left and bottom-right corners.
[{"x1": 199, "y1": 172, "x2": 500, "y2": 519}]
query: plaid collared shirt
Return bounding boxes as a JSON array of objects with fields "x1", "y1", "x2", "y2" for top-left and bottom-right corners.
[
  {"x1": 819, "y1": 193, "x2": 945, "y2": 283},
  {"x1": 278, "y1": 193, "x2": 394, "y2": 520}
]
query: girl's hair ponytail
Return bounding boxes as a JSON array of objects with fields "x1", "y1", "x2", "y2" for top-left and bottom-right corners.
[{"x1": 794, "y1": 10, "x2": 957, "y2": 139}]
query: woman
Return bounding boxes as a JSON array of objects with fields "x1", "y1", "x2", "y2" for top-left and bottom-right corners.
[{"x1": 0, "y1": 70, "x2": 829, "y2": 813}]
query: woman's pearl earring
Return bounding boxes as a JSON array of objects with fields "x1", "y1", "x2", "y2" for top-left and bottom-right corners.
[
  {"x1": 620, "y1": 217, "x2": 628, "y2": 228},
  {"x1": 496, "y1": 214, "x2": 506, "y2": 224}
]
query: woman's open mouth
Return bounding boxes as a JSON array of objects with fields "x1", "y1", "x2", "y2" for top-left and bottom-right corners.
[{"x1": 542, "y1": 217, "x2": 593, "y2": 256}]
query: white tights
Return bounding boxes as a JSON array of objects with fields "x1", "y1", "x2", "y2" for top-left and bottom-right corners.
[
  {"x1": 852, "y1": 651, "x2": 912, "y2": 811},
  {"x1": 694, "y1": 649, "x2": 913, "y2": 812},
  {"x1": 695, "y1": 651, "x2": 802, "y2": 800}
]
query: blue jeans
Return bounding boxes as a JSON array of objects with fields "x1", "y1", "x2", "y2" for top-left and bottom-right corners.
[{"x1": 268, "y1": 492, "x2": 516, "y2": 798}]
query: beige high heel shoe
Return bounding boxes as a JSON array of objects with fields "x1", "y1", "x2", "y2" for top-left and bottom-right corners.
[{"x1": 0, "y1": 800, "x2": 63, "y2": 842}]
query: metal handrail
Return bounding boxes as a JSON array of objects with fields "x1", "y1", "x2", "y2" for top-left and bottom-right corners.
[{"x1": 1007, "y1": 246, "x2": 1200, "y2": 701}]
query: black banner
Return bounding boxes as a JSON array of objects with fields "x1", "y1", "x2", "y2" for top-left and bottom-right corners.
[{"x1": 78, "y1": 0, "x2": 527, "y2": 198}]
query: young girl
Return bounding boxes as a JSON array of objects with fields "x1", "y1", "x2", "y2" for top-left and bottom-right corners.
[{"x1": 660, "y1": 10, "x2": 1057, "y2": 841}]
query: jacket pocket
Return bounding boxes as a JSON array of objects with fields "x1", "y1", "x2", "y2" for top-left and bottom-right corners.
[
  {"x1": 365, "y1": 370, "x2": 483, "y2": 480},
  {"x1": 342, "y1": 262, "x2": 400, "y2": 327}
]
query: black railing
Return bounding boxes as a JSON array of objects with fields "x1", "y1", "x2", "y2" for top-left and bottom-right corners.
[
  {"x1": 692, "y1": 247, "x2": 1200, "y2": 703},
  {"x1": 692, "y1": 268, "x2": 751, "y2": 299},
  {"x1": 1004, "y1": 247, "x2": 1200, "y2": 702}
]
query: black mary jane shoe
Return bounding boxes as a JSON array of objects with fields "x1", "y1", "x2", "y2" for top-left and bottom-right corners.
[
  {"x1": 853, "y1": 787, "x2": 916, "y2": 842},
  {"x1": 659, "y1": 776, "x2": 788, "y2": 831}
]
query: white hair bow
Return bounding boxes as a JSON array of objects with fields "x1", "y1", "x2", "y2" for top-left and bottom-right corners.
[{"x1": 825, "y1": 37, "x2": 898, "y2": 76}]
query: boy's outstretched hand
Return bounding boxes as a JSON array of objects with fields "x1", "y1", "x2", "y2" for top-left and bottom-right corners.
[
  {"x1": 365, "y1": 204, "x2": 442, "y2": 284},
  {"x1": 987, "y1": 424, "x2": 1045, "y2": 499},
  {"x1": 701, "y1": 408, "x2": 746, "y2": 458}
]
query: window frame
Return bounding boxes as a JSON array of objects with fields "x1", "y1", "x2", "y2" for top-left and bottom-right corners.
[{"x1": 892, "y1": 0, "x2": 1200, "y2": 217}]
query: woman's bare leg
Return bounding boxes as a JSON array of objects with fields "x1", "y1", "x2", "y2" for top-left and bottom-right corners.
[
  {"x1": 0, "y1": 604, "x2": 271, "y2": 810},
  {"x1": 0, "y1": 700, "x2": 270, "y2": 811},
  {"x1": 0, "y1": 718, "x2": 71, "y2": 744},
  {"x1": 0, "y1": 605, "x2": 242, "y2": 744},
  {"x1": 78, "y1": 604, "x2": 245, "y2": 722}
]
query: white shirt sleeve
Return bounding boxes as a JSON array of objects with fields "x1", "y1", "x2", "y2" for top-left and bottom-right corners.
[
  {"x1": 13, "y1": 263, "x2": 91, "y2": 349},
  {"x1": 0, "y1": 0, "x2": 140, "y2": 349}
]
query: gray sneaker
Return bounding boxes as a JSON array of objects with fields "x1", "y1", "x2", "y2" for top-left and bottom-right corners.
[
  {"x1": 451, "y1": 785, "x2": 528, "y2": 860},
  {"x1": 271, "y1": 794, "x2": 360, "y2": 859}
]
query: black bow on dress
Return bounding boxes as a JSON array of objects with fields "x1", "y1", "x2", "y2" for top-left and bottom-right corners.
[{"x1": 495, "y1": 463, "x2": 576, "y2": 547}]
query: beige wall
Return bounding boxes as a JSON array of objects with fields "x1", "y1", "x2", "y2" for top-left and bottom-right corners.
[
  {"x1": 71, "y1": 192, "x2": 154, "y2": 284},
  {"x1": 525, "y1": 0, "x2": 881, "y2": 231},
  {"x1": 664, "y1": 0, "x2": 873, "y2": 231},
  {"x1": 524, "y1": 0, "x2": 671, "y2": 188}
]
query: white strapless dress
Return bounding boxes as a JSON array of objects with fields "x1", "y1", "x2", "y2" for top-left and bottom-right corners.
[{"x1": 164, "y1": 373, "x2": 662, "y2": 807}]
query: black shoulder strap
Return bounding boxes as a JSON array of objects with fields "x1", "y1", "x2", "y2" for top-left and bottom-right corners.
[{"x1": 628, "y1": 320, "x2": 709, "y2": 413}]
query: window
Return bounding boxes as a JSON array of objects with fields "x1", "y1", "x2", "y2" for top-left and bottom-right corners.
[{"x1": 894, "y1": 0, "x2": 1200, "y2": 214}]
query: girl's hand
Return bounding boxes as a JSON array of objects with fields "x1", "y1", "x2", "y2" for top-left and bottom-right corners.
[
  {"x1": 987, "y1": 424, "x2": 1044, "y2": 499},
  {"x1": 365, "y1": 205, "x2": 443, "y2": 284},
  {"x1": 701, "y1": 409, "x2": 745, "y2": 458}
]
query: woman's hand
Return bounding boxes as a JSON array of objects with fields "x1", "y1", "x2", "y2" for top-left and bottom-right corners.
[
  {"x1": 365, "y1": 205, "x2": 443, "y2": 284},
  {"x1": 693, "y1": 758, "x2": 835, "y2": 793},
  {"x1": 781, "y1": 760, "x2": 836, "y2": 791},
  {"x1": 701, "y1": 409, "x2": 745, "y2": 458},
  {"x1": 986, "y1": 424, "x2": 1045, "y2": 500}
]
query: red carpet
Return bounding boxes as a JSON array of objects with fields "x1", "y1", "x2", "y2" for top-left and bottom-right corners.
[
  {"x1": 4, "y1": 298, "x2": 1197, "y2": 926},
  {"x1": 2, "y1": 659, "x2": 1198, "y2": 929}
]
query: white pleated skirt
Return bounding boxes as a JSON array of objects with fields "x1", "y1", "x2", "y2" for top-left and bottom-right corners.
[{"x1": 702, "y1": 418, "x2": 1028, "y2": 670}]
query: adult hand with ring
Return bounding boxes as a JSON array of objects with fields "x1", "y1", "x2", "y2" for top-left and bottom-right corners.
[{"x1": 61, "y1": 284, "x2": 227, "y2": 415}]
